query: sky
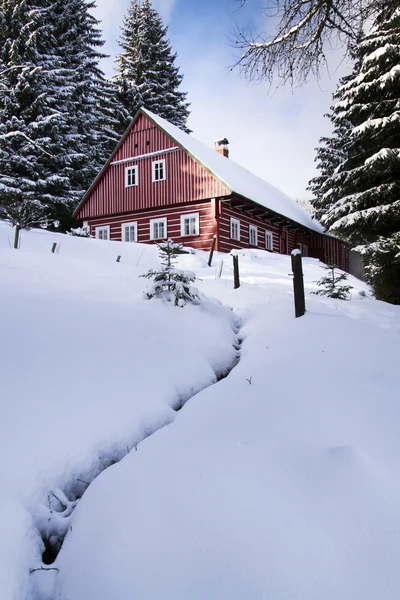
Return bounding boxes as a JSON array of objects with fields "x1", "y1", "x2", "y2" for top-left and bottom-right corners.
[{"x1": 91, "y1": 0, "x2": 351, "y2": 200}]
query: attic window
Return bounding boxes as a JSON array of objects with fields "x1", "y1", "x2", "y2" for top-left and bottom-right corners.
[
  {"x1": 125, "y1": 165, "x2": 138, "y2": 187},
  {"x1": 152, "y1": 159, "x2": 166, "y2": 182}
]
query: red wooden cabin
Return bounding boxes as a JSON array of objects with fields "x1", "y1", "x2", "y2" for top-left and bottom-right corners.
[{"x1": 74, "y1": 108, "x2": 348, "y2": 269}]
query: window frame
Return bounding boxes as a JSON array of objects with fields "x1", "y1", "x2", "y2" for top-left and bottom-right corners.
[
  {"x1": 265, "y1": 231, "x2": 273, "y2": 251},
  {"x1": 150, "y1": 217, "x2": 167, "y2": 240},
  {"x1": 95, "y1": 225, "x2": 110, "y2": 241},
  {"x1": 121, "y1": 221, "x2": 138, "y2": 243},
  {"x1": 125, "y1": 165, "x2": 138, "y2": 188},
  {"x1": 249, "y1": 224, "x2": 258, "y2": 246},
  {"x1": 230, "y1": 217, "x2": 240, "y2": 241},
  {"x1": 152, "y1": 159, "x2": 166, "y2": 183},
  {"x1": 180, "y1": 212, "x2": 200, "y2": 237}
]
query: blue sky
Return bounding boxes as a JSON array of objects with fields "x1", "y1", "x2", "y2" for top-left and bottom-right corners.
[{"x1": 92, "y1": 0, "x2": 350, "y2": 200}]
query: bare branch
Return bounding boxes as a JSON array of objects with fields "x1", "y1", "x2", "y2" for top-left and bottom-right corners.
[{"x1": 231, "y1": 0, "x2": 376, "y2": 88}]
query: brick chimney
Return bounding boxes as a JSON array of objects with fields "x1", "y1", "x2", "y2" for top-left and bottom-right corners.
[{"x1": 214, "y1": 138, "x2": 229, "y2": 158}]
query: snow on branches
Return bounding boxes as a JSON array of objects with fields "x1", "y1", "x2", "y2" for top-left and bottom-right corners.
[
  {"x1": 312, "y1": 263, "x2": 353, "y2": 299},
  {"x1": 141, "y1": 239, "x2": 199, "y2": 307},
  {"x1": 232, "y1": 0, "x2": 391, "y2": 88}
]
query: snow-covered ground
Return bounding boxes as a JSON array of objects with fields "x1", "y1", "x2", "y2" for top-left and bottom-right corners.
[{"x1": 1, "y1": 220, "x2": 400, "y2": 600}]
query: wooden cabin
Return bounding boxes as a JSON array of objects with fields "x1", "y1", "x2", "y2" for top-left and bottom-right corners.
[{"x1": 74, "y1": 108, "x2": 348, "y2": 270}]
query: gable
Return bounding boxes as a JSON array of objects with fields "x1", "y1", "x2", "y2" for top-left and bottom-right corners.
[{"x1": 74, "y1": 112, "x2": 230, "y2": 220}]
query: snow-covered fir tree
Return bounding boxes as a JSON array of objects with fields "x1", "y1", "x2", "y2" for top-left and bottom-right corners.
[
  {"x1": 0, "y1": 0, "x2": 121, "y2": 232},
  {"x1": 308, "y1": 7, "x2": 400, "y2": 303},
  {"x1": 115, "y1": 0, "x2": 190, "y2": 133},
  {"x1": 0, "y1": 0, "x2": 67, "y2": 232},
  {"x1": 48, "y1": 0, "x2": 121, "y2": 227},
  {"x1": 141, "y1": 240, "x2": 199, "y2": 307},
  {"x1": 312, "y1": 264, "x2": 353, "y2": 300}
]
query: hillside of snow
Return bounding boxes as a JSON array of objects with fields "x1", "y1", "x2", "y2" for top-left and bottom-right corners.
[{"x1": 1, "y1": 220, "x2": 400, "y2": 600}]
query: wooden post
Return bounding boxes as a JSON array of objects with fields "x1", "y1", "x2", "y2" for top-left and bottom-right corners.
[
  {"x1": 208, "y1": 235, "x2": 216, "y2": 267},
  {"x1": 116, "y1": 255, "x2": 121, "y2": 263},
  {"x1": 291, "y1": 250, "x2": 305, "y2": 318},
  {"x1": 233, "y1": 254, "x2": 240, "y2": 289},
  {"x1": 51, "y1": 242, "x2": 57, "y2": 254},
  {"x1": 13, "y1": 224, "x2": 21, "y2": 249}
]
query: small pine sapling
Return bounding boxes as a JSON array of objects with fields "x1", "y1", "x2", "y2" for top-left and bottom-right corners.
[
  {"x1": 312, "y1": 264, "x2": 353, "y2": 300},
  {"x1": 141, "y1": 239, "x2": 199, "y2": 307}
]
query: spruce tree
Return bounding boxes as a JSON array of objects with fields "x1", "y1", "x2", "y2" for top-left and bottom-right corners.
[
  {"x1": 312, "y1": 264, "x2": 353, "y2": 300},
  {"x1": 141, "y1": 240, "x2": 199, "y2": 307},
  {"x1": 0, "y1": 0, "x2": 121, "y2": 232},
  {"x1": 0, "y1": 0, "x2": 67, "y2": 232},
  {"x1": 309, "y1": 7, "x2": 400, "y2": 303},
  {"x1": 115, "y1": 0, "x2": 190, "y2": 133}
]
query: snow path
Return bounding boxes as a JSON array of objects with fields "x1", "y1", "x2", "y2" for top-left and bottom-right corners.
[{"x1": 34, "y1": 314, "x2": 243, "y2": 573}]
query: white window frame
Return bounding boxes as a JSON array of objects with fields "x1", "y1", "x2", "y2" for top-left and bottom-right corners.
[
  {"x1": 150, "y1": 217, "x2": 167, "y2": 240},
  {"x1": 95, "y1": 225, "x2": 110, "y2": 241},
  {"x1": 180, "y1": 212, "x2": 200, "y2": 237},
  {"x1": 249, "y1": 224, "x2": 258, "y2": 246},
  {"x1": 265, "y1": 231, "x2": 273, "y2": 251},
  {"x1": 125, "y1": 165, "x2": 138, "y2": 187},
  {"x1": 230, "y1": 217, "x2": 240, "y2": 241},
  {"x1": 122, "y1": 221, "x2": 138, "y2": 243},
  {"x1": 152, "y1": 159, "x2": 166, "y2": 182}
]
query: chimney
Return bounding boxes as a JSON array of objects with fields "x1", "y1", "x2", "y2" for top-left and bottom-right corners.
[{"x1": 214, "y1": 138, "x2": 229, "y2": 159}]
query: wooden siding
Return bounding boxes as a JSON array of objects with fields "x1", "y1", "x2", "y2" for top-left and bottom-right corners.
[
  {"x1": 309, "y1": 232, "x2": 349, "y2": 271},
  {"x1": 77, "y1": 113, "x2": 230, "y2": 219},
  {"x1": 218, "y1": 202, "x2": 311, "y2": 255},
  {"x1": 88, "y1": 200, "x2": 216, "y2": 252}
]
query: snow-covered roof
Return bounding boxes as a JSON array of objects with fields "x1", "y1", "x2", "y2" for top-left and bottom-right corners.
[{"x1": 142, "y1": 108, "x2": 324, "y2": 234}]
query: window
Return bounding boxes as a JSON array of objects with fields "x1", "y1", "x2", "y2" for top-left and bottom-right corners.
[
  {"x1": 181, "y1": 212, "x2": 199, "y2": 236},
  {"x1": 265, "y1": 231, "x2": 273, "y2": 251},
  {"x1": 150, "y1": 217, "x2": 167, "y2": 240},
  {"x1": 125, "y1": 165, "x2": 138, "y2": 187},
  {"x1": 96, "y1": 226, "x2": 110, "y2": 240},
  {"x1": 230, "y1": 217, "x2": 240, "y2": 241},
  {"x1": 122, "y1": 222, "x2": 138, "y2": 242},
  {"x1": 249, "y1": 225, "x2": 258, "y2": 246},
  {"x1": 152, "y1": 159, "x2": 166, "y2": 182}
]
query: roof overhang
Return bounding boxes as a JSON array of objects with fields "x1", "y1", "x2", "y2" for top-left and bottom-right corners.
[{"x1": 223, "y1": 195, "x2": 318, "y2": 238}]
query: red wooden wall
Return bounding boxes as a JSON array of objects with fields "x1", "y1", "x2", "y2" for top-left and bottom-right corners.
[
  {"x1": 218, "y1": 202, "x2": 311, "y2": 255},
  {"x1": 76, "y1": 113, "x2": 230, "y2": 219},
  {"x1": 88, "y1": 200, "x2": 216, "y2": 252}
]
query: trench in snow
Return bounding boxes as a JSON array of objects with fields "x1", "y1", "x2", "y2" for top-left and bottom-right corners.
[{"x1": 30, "y1": 314, "x2": 244, "y2": 580}]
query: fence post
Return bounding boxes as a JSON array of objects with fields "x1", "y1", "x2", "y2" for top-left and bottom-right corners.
[
  {"x1": 291, "y1": 249, "x2": 305, "y2": 318},
  {"x1": 51, "y1": 242, "x2": 57, "y2": 254},
  {"x1": 208, "y1": 235, "x2": 217, "y2": 267},
  {"x1": 14, "y1": 225, "x2": 21, "y2": 249},
  {"x1": 233, "y1": 254, "x2": 240, "y2": 289}
]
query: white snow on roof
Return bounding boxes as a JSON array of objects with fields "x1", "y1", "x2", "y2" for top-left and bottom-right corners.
[{"x1": 142, "y1": 108, "x2": 324, "y2": 234}]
